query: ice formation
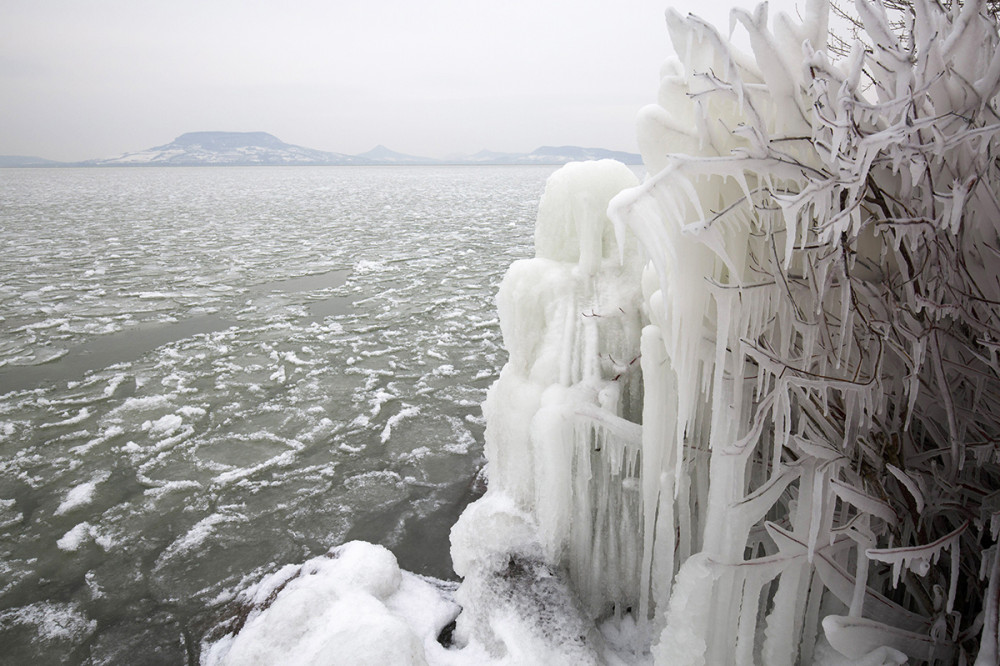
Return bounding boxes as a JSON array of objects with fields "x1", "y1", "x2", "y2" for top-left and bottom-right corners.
[
  {"x1": 450, "y1": 0, "x2": 1000, "y2": 663},
  {"x1": 204, "y1": 0, "x2": 1000, "y2": 663}
]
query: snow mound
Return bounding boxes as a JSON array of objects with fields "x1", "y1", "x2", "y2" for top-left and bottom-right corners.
[{"x1": 201, "y1": 541, "x2": 459, "y2": 666}]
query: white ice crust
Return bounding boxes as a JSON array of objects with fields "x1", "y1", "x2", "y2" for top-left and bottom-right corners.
[{"x1": 202, "y1": 542, "x2": 456, "y2": 666}]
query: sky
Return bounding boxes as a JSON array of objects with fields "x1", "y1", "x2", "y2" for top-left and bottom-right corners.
[{"x1": 1, "y1": 0, "x2": 802, "y2": 162}]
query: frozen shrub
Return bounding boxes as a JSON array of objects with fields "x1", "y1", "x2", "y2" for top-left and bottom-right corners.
[
  {"x1": 457, "y1": 0, "x2": 1000, "y2": 663},
  {"x1": 611, "y1": 0, "x2": 1000, "y2": 662}
]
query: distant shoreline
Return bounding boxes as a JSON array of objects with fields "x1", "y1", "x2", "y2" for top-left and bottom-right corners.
[
  {"x1": 1, "y1": 131, "x2": 642, "y2": 168},
  {"x1": 0, "y1": 162, "x2": 626, "y2": 169}
]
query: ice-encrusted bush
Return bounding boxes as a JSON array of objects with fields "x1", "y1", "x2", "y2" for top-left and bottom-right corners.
[
  {"x1": 454, "y1": 0, "x2": 1000, "y2": 663},
  {"x1": 613, "y1": 0, "x2": 1000, "y2": 662}
]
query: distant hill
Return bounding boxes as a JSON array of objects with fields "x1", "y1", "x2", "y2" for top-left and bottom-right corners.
[
  {"x1": 526, "y1": 146, "x2": 642, "y2": 165},
  {"x1": 357, "y1": 144, "x2": 434, "y2": 165},
  {"x1": 1, "y1": 132, "x2": 642, "y2": 167},
  {"x1": 89, "y1": 131, "x2": 366, "y2": 166},
  {"x1": 457, "y1": 145, "x2": 642, "y2": 165}
]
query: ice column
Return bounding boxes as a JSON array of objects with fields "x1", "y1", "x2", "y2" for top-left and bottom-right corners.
[{"x1": 450, "y1": 160, "x2": 646, "y2": 655}]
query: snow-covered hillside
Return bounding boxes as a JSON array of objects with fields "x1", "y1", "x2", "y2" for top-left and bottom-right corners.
[
  {"x1": 459, "y1": 146, "x2": 642, "y2": 165},
  {"x1": 84, "y1": 133, "x2": 643, "y2": 167},
  {"x1": 91, "y1": 131, "x2": 364, "y2": 166}
]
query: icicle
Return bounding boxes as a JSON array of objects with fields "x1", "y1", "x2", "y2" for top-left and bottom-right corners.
[
  {"x1": 849, "y1": 519, "x2": 874, "y2": 617},
  {"x1": 948, "y1": 541, "x2": 959, "y2": 614},
  {"x1": 975, "y1": 543, "x2": 1000, "y2": 666},
  {"x1": 807, "y1": 463, "x2": 829, "y2": 562},
  {"x1": 948, "y1": 176, "x2": 973, "y2": 235},
  {"x1": 734, "y1": 572, "x2": 765, "y2": 666},
  {"x1": 904, "y1": 335, "x2": 926, "y2": 430}
]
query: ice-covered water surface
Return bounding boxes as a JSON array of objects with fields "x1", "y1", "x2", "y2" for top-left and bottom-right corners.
[{"x1": 0, "y1": 165, "x2": 551, "y2": 663}]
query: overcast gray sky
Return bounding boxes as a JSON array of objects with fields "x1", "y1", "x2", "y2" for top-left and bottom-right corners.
[{"x1": 1, "y1": 0, "x2": 802, "y2": 162}]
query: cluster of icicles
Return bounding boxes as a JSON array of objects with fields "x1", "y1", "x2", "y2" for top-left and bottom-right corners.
[{"x1": 450, "y1": 0, "x2": 1000, "y2": 663}]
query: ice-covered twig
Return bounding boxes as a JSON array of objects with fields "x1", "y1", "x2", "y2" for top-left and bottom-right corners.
[{"x1": 866, "y1": 520, "x2": 969, "y2": 588}]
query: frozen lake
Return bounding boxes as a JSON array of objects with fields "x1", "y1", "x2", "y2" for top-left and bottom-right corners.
[{"x1": 0, "y1": 165, "x2": 553, "y2": 663}]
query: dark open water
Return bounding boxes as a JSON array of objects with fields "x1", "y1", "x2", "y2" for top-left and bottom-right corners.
[{"x1": 0, "y1": 165, "x2": 553, "y2": 664}]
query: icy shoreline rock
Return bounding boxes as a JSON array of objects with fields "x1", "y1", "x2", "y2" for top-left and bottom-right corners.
[{"x1": 201, "y1": 541, "x2": 459, "y2": 665}]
